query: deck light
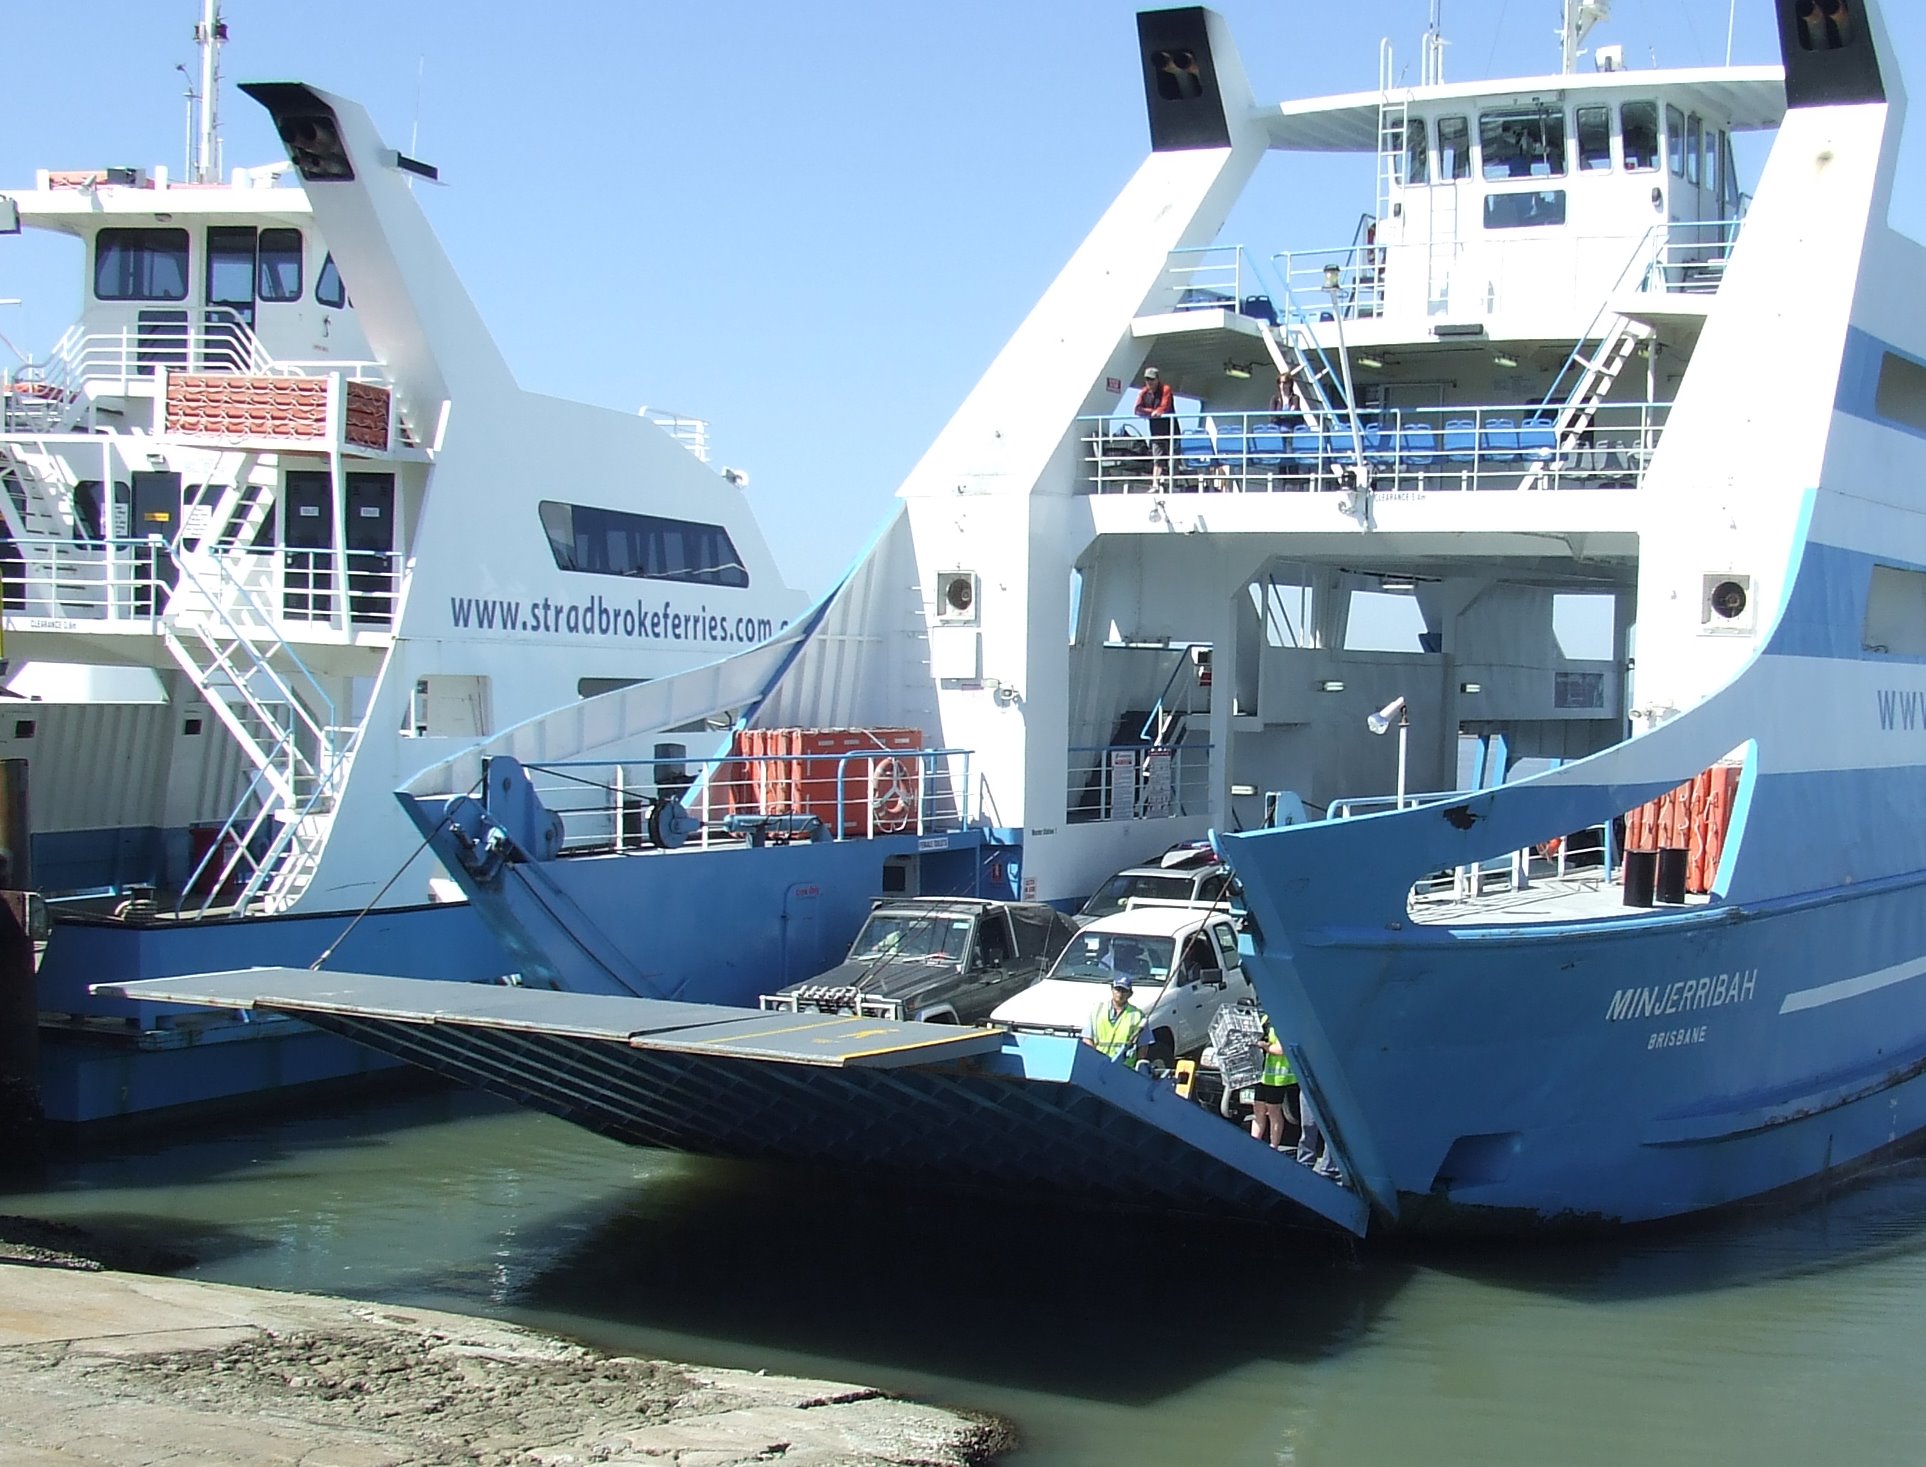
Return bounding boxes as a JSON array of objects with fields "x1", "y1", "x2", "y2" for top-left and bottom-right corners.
[
  {"x1": 1224, "y1": 361, "x2": 1253, "y2": 379},
  {"x1": 1357, "y1": 354, "x2": 1384, "y2": 370},
  {"x1": 1322, "y1": 263, "x2": 1342, "y2": 291},
  {"x1": 1493, "y1": 352, "x2": 1521, "y2": 369},
  {"x1": 1318, "y1": 679, "x2": 1346, "y2": 693},
  {"x1": 1366, "y1": 695, "x2": 1410, "y2": 810},
  {"x1": 1460, "y1": 681, "x2": 1483, "y2": 694}
]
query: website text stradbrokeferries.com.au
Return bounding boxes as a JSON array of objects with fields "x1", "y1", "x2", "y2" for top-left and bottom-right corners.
[{"x1": 449, "y1": 592, "x2": 783, "y2": 646}]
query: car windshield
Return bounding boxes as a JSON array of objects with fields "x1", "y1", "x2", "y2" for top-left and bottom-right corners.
[
  {"x1": 850, "y1": 913, "x2": 973, "y2": 961},
  {"x1": 1078, "y1": 872, "x2": 1195, "y2": 921},
  {"x1": 1047, "y1": 932, "x2": 1177, "y2": 985}
]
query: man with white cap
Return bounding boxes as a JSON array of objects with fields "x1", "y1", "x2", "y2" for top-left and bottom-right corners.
[{"x1": 1133, "y1": 365, "x2": 1176, "y2": 488}]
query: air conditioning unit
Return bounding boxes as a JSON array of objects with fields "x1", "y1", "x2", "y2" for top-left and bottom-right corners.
[
  {"x1": 1701, "y1": 573, "x2": 1755, "y2": 634},
  {"x1": 936, "y1": 569, "x2": 979, "y2": 625}
]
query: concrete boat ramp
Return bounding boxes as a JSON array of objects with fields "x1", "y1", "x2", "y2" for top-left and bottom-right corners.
[{"x1": 100, "y1": 970, "x2": 1368, "y2": 1235}]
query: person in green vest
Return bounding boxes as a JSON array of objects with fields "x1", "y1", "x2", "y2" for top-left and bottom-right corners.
[
  {"x1": 1082, "y1": 973, "x2": 1149, "y2": 1068},
  {"x1": 1250, "y1": 1012, "x2": 1298, "y2": 1151}
]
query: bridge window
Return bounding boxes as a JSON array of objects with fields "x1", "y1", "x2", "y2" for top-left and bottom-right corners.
[
  {"x1": 1622, "y1": 102, "x2": 1659, "y2": 171},
  {"x1": 1667, "y1": 105, "x2": 1686, "y2": 176},
  {"x1": 1483, "y1": 190, "x2": 1567, "y2": 230},
  {"x1": 316, "y1": 253, "x2": 347, "y2": 309},
  {"x1": 1576, "y1": 106, "x2": 1612, "y2": 171},
  {"x1": 1864, "y1": 565, "x2": 1926, "y2": 655},
  {"x1": 538, "y1": 500, "x2": 750, "y2": 588},
  {"x1": 1481, "y1": 107, "x2": 1566, "y2": 180},
  {"x1": 1402, "y1": 117, "x2": 1429, "y2": 184},
  {"x1": 94, "y1": 228, "x2": 189, "y2": 301},
  {"x1": 1874, "y1": 350, "x2": 1926, "y2": 434},
  {"x1": 258, "y1": 228, "x2": 304, "y2": 302},
  {"x1": 1438, "y1": 116, "x2": 1470, "y2": 180},
  {"x1": 1685, "y1": 114, "x2": 1703, "y2": 185}
]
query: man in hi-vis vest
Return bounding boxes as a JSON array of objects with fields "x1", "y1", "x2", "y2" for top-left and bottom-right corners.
[{"x1": 1083, "y1": 974, "x2": 1149, "y2": 1069}]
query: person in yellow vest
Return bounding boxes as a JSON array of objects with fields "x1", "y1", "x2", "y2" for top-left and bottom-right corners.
[
  {"x1": 1082, "y1": 973, "x2": 1149, "y2": 1068},
  {"x1": 1250, "y1": 1012, "x2": 1298, "y2": 1150}
]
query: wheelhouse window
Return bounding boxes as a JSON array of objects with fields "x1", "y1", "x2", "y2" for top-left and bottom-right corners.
[
  {"x1": 94, "y1": 228, "x2": 189, "y2": 301},
  {"x1": 258, "y1": 228, "x2": 304, "y2": 302},
  {"x1": 1576, "y1": 106, "x2": 1612, "y2": 171},
  {"x1": 1438, "y1": 116, "x2": 1471, "y2": 180},
  {"x1": 1685, "y1": 114, "x2": 1703, "y2": 185},
  {"x1": 538, "y1": 500, "x2": 750, "y2": 587},
  {"x1": 1483, "y1": 190, "x2": 1567, "y2": 229},
  {"x1": 316, "y1": 253, "x2": 348, "y2": 309},
  {"x1": 1402, "y1": 117, "x2": 1429, "y2": 184},
  {"x1": 1667, "y1": 105, "x2": 1686, "y2": 175},
  {"x1": 1621, "y1": 101, "x2": 1659, "y2": 171},
  {"x1": 1480, "y1": 107, "x2": 1566, "y2": 180}
]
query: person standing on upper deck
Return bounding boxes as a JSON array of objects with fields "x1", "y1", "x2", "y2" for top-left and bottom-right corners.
[{"x1": 1135, "y1": 367, "x2": 1177, "y2": 488}]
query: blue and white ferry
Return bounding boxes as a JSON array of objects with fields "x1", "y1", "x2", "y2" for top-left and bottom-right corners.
[
  {"x1": 4, "y1": 7, "x2": 806, "y2": 1122},
  {"x1": 114, "y1": 0, "x2": 1926, "y2": 1234}
]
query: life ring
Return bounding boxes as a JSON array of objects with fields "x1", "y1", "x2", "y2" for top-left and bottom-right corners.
[{"x1": 870, "y1": 756, "x2": 916, "y2": 834}]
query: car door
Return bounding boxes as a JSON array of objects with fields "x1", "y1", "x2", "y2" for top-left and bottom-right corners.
[
  {"x1": 1164, "y1": 925, "x2": 1228, "y2": 1053},
  {"x1": 1210, "y1": 918, "x2": 1255, "y2": 1010},
  {"x1": 963, "y1": 910, "x2": 1023, "y2": 1018}
]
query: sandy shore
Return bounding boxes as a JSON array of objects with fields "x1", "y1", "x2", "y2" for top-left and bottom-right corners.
[{"x1": 0, "y1": 1218, "x2": 1014, "y2": 1466}]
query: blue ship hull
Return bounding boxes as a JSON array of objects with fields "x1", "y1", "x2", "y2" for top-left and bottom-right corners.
[
  {"x1": 35, "y1": 900, "x2": 513, "y2": 1124},
  {"x1": 1223, "y1": 864, "x2": 1926, "y2": 1228}
]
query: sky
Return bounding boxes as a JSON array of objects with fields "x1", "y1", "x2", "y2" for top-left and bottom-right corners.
[{"x1": 4, "y1": 1, "x2": 1924, "y2": 599}]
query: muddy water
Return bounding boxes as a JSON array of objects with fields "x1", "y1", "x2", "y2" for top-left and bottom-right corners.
[{"x1": 10, "y1": 1086, "x2": 1926, "y2": 1465}]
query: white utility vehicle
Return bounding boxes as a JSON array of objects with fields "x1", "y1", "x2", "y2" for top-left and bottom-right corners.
[{"x1": 989, "y1": 902, "x2": 1253, "y2": 1067}]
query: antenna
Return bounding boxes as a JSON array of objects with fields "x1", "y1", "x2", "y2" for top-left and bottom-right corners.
[
  {"x1": 192, "y1": 0, "x2": 227, "y2": 183},
  {"x1": 175, "y1": 63, "x2": 197, "y2": 182},
  {"x1": 1561, "y1": 0, "x2": 1611, "y2": 75},
  {"x1": 1421, "y1": 0, "x2": 1447, "y2": 87}
]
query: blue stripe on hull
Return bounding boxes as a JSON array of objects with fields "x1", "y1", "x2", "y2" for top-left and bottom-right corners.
[{"x1": 1237, "y1": 873, "x2": 1926, "y2": 1228}]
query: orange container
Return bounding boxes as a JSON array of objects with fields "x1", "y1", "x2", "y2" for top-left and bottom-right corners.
[{"x1": 732, "y1": 727, "x2": 924, "y2": 836}]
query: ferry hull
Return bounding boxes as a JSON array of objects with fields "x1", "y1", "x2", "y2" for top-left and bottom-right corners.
[{"x1": 1233, "y1": 876, "x2": 1926, "y2": 1230}]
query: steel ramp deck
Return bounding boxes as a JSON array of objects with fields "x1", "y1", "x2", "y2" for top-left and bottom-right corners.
[{"x1": 100, "y1": 970, "x2": 1369, "y2": 1234}]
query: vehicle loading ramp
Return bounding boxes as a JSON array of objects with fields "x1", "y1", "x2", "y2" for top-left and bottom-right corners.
[{"x1": 100, "y1": 970, "x2": 1369, "y2": 1234}]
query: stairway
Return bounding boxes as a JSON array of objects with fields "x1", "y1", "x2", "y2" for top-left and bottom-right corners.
[
  {"x1": 1524, "y1": 313, "x2": 1654, "y2": 490},
  {"x1": 161, "y1": 553, "x2": 360, "y2": 915}
]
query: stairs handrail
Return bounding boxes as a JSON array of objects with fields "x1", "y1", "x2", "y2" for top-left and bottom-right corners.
[
  {"x1": 167, "y1": 545, "x2": 341, "y2": 742},
  {"x1": 1538, "y1": 224, "x2": 1668, "y2": 424}
]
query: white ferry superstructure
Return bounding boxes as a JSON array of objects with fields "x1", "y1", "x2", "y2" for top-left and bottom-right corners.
[{"x1": 3, "y1": 18, "x2": 806, "y2": 1121}]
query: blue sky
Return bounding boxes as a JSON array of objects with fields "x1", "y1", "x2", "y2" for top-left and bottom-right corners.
[{"x1": 5, "y1": 2, "x2": 1922, "y2": 597}]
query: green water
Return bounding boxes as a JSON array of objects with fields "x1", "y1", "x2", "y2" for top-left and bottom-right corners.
[{"x1": 8, "y1": 1086, "x2": 1926, "y2": 1465}]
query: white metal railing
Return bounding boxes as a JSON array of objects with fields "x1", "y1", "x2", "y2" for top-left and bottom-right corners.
[
  {"x1": 640, "y1": 408, "x2": 712, "y2": 464},
  {"x1": 1163, "y1": 246, "x2": 1275, "y2": 319},
  {"x1": 2, "y1": 310, "x2": 390, "y2": 432},
  {"x1": 1080, "y1": 399, "x2": 1664, "y2": 495},
  {"x1": 0, "y1": 536, "x2": 402, "y2": 636},
  {"x1": 1065, "y1": 742, "x2": 1210, "y2": 824},
  {"x1": 517, "y1": 746, "x2": 974, "y2": 854},
  {"x1": 1273, "y1": 239, "x2": 1386, "y2": 321},
  {"x1": 1638, "y1": 218, "x2": 1744, "y2": 295}
]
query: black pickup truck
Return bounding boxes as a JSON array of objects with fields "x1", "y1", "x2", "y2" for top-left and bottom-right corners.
[{"x1": 764, "y1": 897, "x2": 1079, "y2": 1025}]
